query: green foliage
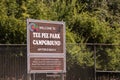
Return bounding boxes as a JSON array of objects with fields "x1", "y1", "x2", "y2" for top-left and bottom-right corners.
[
  {"x1": 0, "y1": 0, "x2": 120, "y2": 70},
  {"x1": 67, "y1": 43, "x2": 94, "y2": 69},
  {"x1": 66, "y1": 28, "x2": 76, "y2": 43},
  {"x1": 96, "y1": 46, "x2": 120, "y2": 71},
  {"x1": 107, "y1": 47, "x2": 120, "y2": 71},
  {"x1": 0, "y1": 16, "x2": 26, "y2": 44},
  {"x1": 70, "y1": 12, "x2": 112, "y2": 43}
]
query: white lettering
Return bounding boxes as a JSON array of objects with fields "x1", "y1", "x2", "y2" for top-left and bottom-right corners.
[
  {"x1": 41, "y1": 33, "x2": 49, "y2": 38},
  {"x1": 33, "y1": 40, "x2": 61, "y2": 46},
  {"x1": 33, "y1": 32, "x2": 41, "y2": 38},
  {"x1": 49, "y1": 33, "x2": 60, "y2": 39},
  {"x1": 32, "y1": 32, "x2": 60, "y2": 39}
]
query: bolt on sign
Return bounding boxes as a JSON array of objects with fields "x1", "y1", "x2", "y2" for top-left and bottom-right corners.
[{"x1": 27, "y1": 19, "x2": 66, "y2": 73}]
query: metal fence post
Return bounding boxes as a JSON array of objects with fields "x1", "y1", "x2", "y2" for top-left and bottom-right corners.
[
  {"x1": 27, "y1": 74, "x2": 31, "y2": 80},
  {"x1": 33, "y1": 73, "x2": 36, "y2": 80},
  {"x1": 61, "y1": 73, "x2": 64, "y2": 80},
  {"x1": 94, "y1": 44, "x2": 96, "y2": 80}
]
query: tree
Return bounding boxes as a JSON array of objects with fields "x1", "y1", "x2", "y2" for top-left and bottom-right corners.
[{"x1": 0, "y1": 0, "x2": 120, "y2": 72}]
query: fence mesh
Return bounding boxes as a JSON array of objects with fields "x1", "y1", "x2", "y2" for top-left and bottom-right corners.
[
  {"x1": 0, "y1": 44, "x2": 120, "y2": 80},
  {"x1": 0, "y1": 44, "x2": 27, "y2": 80}
]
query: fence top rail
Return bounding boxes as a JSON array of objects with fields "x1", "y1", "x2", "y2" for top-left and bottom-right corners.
[
  {"x1": 96, "y1": 70, "x2": 120, "y2": 73},
  {"x1": 67, "y1": 43, "x2": 120, "y2": 46},
  {"x1": 0, "y1": 44, "x2": 26, "y2": 46},
  {"x1": 0, "y1": 43, "x2": 120, "y2": 46}
]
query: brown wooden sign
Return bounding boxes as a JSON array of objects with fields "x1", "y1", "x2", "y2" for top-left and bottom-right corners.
[
  {"x1": 27, "y1": 19, "x2": 66, "y2": 73},
  {"x1": 29, "y1": 57, "x2": 65, "y2": 73},
  {"x1": 27, "y1": 19, "x2": 65, "y2": 54}
]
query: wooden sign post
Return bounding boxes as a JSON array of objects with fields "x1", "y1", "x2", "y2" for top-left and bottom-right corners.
[{"x1": 27, "y1": 19, "x2": 66, "y2": 80}]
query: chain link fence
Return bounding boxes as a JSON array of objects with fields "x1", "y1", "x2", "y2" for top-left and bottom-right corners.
[
  {"x1": 0, "y1": 43, "x2": 120, "y2": 80},
  {"x1": 0, "y1": 44, "x2": 27, "y2": 80}
]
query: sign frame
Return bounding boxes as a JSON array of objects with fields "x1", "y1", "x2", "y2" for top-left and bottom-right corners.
[
  {"x1": 27, "y1": 19, "x2": 66, "y2": 73},
  {"x1": 28, "y1": 56, "x2": 66, "y2": 73}
]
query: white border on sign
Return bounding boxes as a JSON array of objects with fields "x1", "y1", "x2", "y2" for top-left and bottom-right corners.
[
  {"x1": 27, "y1": 19, "x2": 66, "y2": 73},
  {"x1": 28, "y1": 56, "x2": 66, "y2": 73}
]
